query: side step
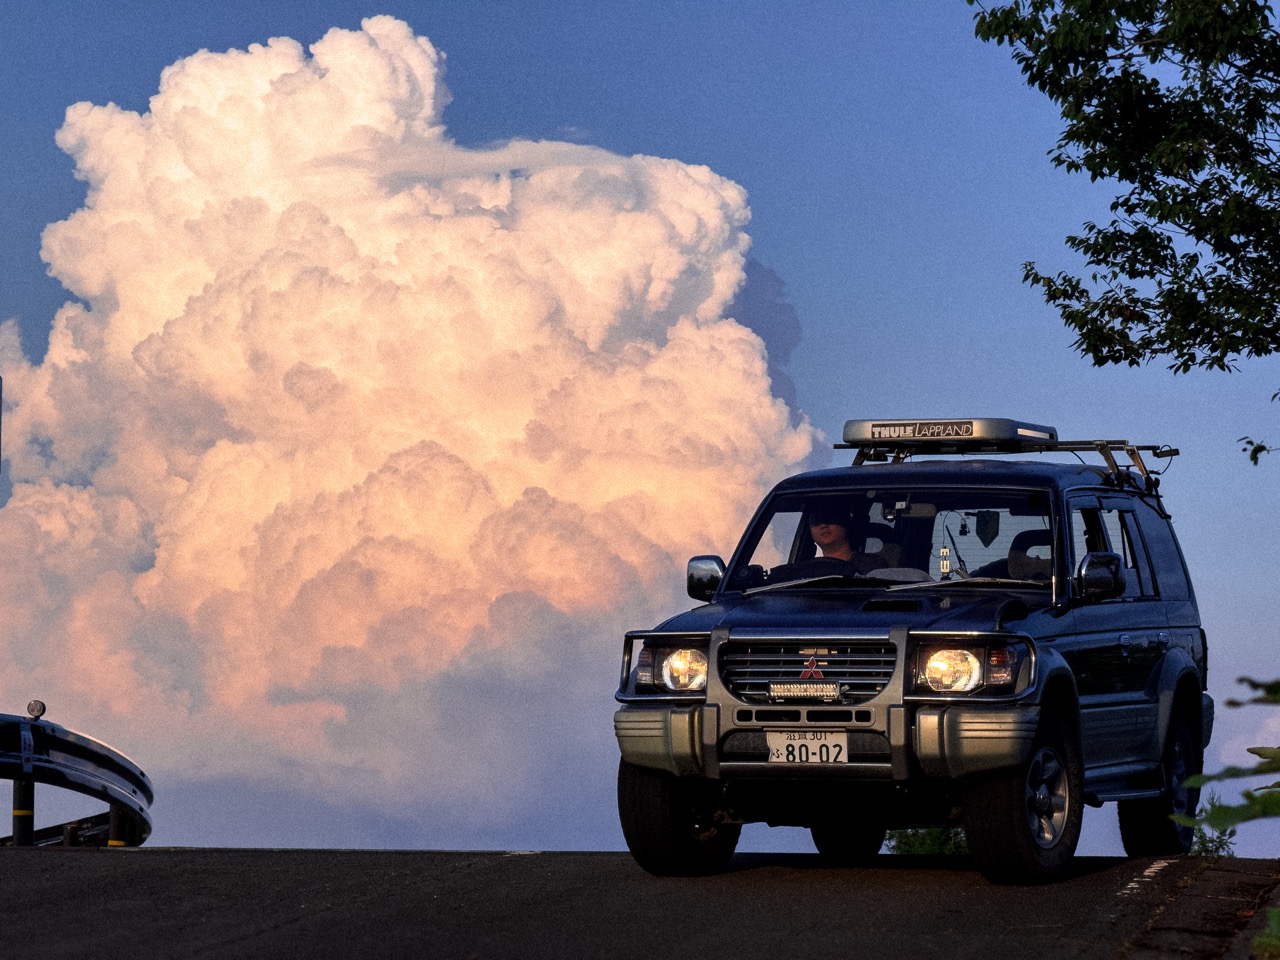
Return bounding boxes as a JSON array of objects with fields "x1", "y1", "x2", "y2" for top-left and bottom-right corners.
[
  {"x1": 1084, "y1": 760, "x2": 1166, "y2": 807},
  {"x1": 1084, "y1": 787, "x2": 1163, "y2": 807}
]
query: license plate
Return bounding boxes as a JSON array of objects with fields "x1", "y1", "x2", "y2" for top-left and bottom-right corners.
[{"x1": 766, "y1": 730, "x2": 847, "y2": 764}]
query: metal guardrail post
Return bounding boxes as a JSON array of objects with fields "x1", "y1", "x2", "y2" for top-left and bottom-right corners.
[
  {"x1": 108, "y1": 805, "x2": 127, "y2": 847},
  {"x1": 12, "y1": 780, "x2": 33, "y2": 847}
]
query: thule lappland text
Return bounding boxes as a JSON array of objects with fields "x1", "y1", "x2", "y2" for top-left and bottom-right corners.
[{"x1": 614, "y1": 418, "x2": 1212, "y2": 883}]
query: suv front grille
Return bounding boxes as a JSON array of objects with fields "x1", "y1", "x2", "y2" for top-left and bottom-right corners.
[{"x1": 719, "y1": 641, "x2": 896, "y2": 704}]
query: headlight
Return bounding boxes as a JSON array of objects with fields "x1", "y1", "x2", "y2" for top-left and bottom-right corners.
[
  {"x1": 913, "y1": 641, "x2": 1031, "y2": 695},
  {"x1": 921, "y1": 649, "x2": 983, "y2": 693},
  {"x1": 661, "y1": 649, "x2": 708, "y2": 691},
  {"x1": 635, "y1": 644, "x2": 709, "y2": 693}
]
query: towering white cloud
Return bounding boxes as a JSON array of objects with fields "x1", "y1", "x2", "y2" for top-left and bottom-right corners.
[{"x1": 0, "y1": 17, "x2": 815, "y2": 834}]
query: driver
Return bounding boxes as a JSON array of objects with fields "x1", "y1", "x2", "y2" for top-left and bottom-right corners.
[
  {"x1": 808, "y1": 508, "x2": 855, "y2": 561},
  {"x1": 808, "y1": 506, "x2": 898, "y2": 575}
]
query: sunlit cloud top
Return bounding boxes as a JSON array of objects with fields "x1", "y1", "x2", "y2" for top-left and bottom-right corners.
[{"x1": 0, "y1": 16, "x2": 814, "y2": 816}]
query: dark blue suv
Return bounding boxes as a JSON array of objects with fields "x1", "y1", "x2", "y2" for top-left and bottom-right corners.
[{"x1": 614, "y1": 418, "x2": 1212, "y2": 883}]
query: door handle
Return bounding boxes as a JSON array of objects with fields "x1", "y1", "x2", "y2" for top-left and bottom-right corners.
[
  {"x1": 1157, "y1": 631, "x2": 1171, "y2": 651},
  {"x1": 1119, "y1": 633, "x2": 1131, "y2": 658}
]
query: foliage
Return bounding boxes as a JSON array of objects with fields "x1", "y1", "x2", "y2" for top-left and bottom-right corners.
[
  {"x1": 1174, "y1": 680, "x2": 1280, "y2": 960},
  {"x1": 1240, "y1": 388, "x2": 1280, "y2": 460},
  {"x1": 1188, "y1": 790, "x2": 1237, "y2": 855},
  {"x1": 1178, "y1": 678, "x2": 1280, "y2": 833},
  {"x1": 1227, "y1": 675, "x2": 1280, "y2": 708},
  {"x1": 1255, "y1": 909, "x2": 1280, "y2": 960},
  {"x1": 1186, "y1": 745, "x2": 1280, "y2": 831},
  {"x1": 968, "y1": 1, "x2": 1280, "y2": 446},
  {"x1": 885, "y1": 826, "x2": 969, "y2": 855},
  {"x1": 1239, "y1": 437, "x2": 1271, "y2": 464}
]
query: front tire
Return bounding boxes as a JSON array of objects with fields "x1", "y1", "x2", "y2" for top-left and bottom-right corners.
[
  {"x1": 1118, "y1": 711, "x2": 1200, "y2": 856},
  {"x1": 617, "y1": 760, "x2": 740, "y2": 876},
  {"x1": 963, "y1": 713, "x2": 1084, "y2": 884}
]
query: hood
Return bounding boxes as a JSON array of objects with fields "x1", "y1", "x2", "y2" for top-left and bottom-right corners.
[{"x1": 654, "y1": 586, "x2": 1049, "y2": 636}]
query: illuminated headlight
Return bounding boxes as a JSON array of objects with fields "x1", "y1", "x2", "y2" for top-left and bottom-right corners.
[
  {"x1": 913, "y1": 641, "x2": 1031, "y2": 695},
  {"x1": 660, "y1": 649, "x2": 708, "y2": 691},
  {"x1": 921, "y1": 649, "x2": 983, "y2": 693},
  {"x1": 636, "y1": 645, "x2": 709, "y2": 693}
]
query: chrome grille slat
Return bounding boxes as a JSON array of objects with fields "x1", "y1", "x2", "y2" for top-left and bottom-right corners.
[{"x1": 719, "y1": 641, "x2": 896, "y2": 704}]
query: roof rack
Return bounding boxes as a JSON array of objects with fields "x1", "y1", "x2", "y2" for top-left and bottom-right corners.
[{"x1": 835, "y1": 418, "x2": 1178, "y2": 489}]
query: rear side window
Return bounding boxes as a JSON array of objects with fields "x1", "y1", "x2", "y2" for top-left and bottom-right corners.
[
  {"x1": 1133, "y1": 498, "x2": 1193, "y2": 600},
  {"x1": 1119, "y1": 512, "x2": 1156, "y2": 597}
]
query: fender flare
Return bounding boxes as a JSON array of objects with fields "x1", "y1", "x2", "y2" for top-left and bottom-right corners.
[
  {"x1": 1029, "y1": 645, "x2": 1082, "y2": 736},
  {"x1": 1152, "y1": 649, "x2": 1211, "y2": 757}
]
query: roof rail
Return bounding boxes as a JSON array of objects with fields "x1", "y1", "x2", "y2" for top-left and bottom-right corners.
[{"x1": 835, "y1": 418, "x2": 1178, "y2": 488}]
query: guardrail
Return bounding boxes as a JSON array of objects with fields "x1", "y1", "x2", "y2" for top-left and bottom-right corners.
[{"x1": 0, "y1": 703, "x2": 153, "y2": 847}]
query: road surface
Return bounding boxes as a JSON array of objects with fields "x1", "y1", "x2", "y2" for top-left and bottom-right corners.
[{"x1": 3, "y1": 849, "x2": 1278, "y2": 959}]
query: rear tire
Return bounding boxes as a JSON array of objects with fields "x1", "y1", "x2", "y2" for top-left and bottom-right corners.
[
  {"x1": 963, "y1": 713, "x2": 1084, "y2": 884},
  {"x1": 1118, "y1": 711, "x2": 1200, "y2": 857},
  {"x1": 617, "y1": 759, "x2": 740, "y2": 876},
  {"x1": 810, "y1": 820, "x2": 886, "y2": 865}
]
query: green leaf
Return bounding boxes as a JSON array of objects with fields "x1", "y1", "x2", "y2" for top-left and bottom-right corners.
[
  {"x1": 1237, "y1": 678, "x2": 1280, "y2": 704},
  {"x1": 968, "y1": 0, "x2": 1280, "y2": 446},
  {"x1": 1255, "y1": 909, "x2": 1280, "y2": 960},
  {"x1": 1198, "y1": 789, "x2": 1280, "y2": 831}
]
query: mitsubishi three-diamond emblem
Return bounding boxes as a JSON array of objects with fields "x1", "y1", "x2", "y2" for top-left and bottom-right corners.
[{"x1": 769, "y1": 652, "x2": 837, "y2": 701}]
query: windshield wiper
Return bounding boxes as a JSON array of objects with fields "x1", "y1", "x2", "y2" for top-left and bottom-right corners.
[
  {"x1": 888, "y1": 577, "x2": 1050, "y2": 592},
  {"x1": 744, "y1": 574, "x2": 897, "y2": 596}
]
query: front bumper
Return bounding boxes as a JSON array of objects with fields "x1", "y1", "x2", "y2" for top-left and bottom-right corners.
[
  {"x1": 614, "y1": 701, "x2": 1040, "y2": 780},
  {"x1": 912, "y1": 704, "x2": 1040, "y2": 777},
  {"x1": 614, "y1": 705, "x2": 708, "y2": 776}
]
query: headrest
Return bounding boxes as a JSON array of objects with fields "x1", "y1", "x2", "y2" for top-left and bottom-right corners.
[{"x1": 1009, "y1": 529, "x2": 1052, "y2": 554}]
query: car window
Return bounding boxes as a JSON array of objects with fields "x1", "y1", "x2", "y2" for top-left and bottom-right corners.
[
  {"x1": 1117, "y1": 510, "x2": 1156, "y2": 597},
  {"x1": 1070, "y1": 500, "x2": 1156, "y2": 599},
  {"x1": 728, "y1": 488, "x2": 1053, "y2": 589},
  {"x1": 1070, "y1": 502, "x2": 1106, "y2": 568},
  {"x1": 1104, "y1": 507, "x2": 1156, "y2": 598},
  {"x1": 1133, "y1": 498, "x2": 1193, "y2": 600}
]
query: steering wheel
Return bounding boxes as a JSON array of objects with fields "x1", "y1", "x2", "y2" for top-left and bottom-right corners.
[{"x1": 769, "y1": 557, "x2": 858, "y2": 580}]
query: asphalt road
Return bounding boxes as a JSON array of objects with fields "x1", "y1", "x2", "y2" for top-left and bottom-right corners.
[{"x1": 4, "y1": 849, "x2": 1278, "y2": 959}]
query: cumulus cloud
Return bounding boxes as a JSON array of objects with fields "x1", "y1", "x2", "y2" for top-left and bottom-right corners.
[
  {"x1": 0, "y1": 16, "x2": 815, "y2": 838},
  {"x1": 728, "y1": 260, "x2": 804, "y2": 417}
]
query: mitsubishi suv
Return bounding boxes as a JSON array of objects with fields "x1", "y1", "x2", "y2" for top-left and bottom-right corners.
[{"x1": 613, "y1": 418, "x2": 1213, "y2": 883}]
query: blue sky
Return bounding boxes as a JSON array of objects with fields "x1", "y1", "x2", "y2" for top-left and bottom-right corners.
[{"x1": 2, "y1": 2, "x2": 1278, "y2": 857}]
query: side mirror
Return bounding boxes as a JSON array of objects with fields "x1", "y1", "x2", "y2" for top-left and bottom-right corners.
[
  {"x1": 1074, "y1": 552, "x2": 1125, "y2": 603},
  {"x1": 687, "y1": 555, "x2": 726, "y2": 601}
]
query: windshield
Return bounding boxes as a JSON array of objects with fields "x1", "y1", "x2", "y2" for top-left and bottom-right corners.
[{"x1": 726, "y1": 487, "x2": 1054, "y2": 592}]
